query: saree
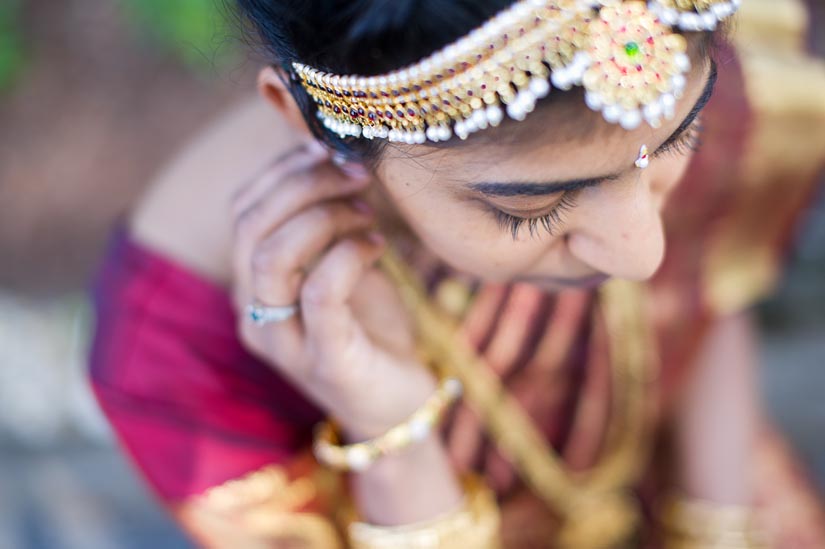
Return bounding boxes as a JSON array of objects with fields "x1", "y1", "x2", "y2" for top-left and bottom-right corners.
[{"x1": 87, "y1": 1, "x2": 825, "y2": 547}]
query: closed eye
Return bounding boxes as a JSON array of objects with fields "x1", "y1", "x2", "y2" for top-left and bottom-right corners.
[
  {"x1": 482, "y1": 62, "x2": 718, "y2": 241},
  {"x1": 490, "y1": 117, "x2": 705, "y2": 241},
  {"x1": 488, "y1": 194, "x2": 579, "y2": 241}
]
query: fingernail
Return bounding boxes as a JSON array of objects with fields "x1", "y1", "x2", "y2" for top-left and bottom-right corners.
[
  {"x1": 367, "y1": 231, "x2": 385, "y2": 245},
  {"x1": 331, "y1": 151, "x2": 348, "y2": 166},
  {"x1": 352, "y1": 199, "x2": 373, "y2": 214},
  {"x1": 306, "y1": 139, "x2": 329, "y2": 158},
  {"x1": 341, "y1": 163, "x2": 370, "y2": 180}
]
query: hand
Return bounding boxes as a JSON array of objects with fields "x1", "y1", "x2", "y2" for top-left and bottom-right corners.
[{"x1": 229, "y1": 142, "x2": 438, "y2": 441}]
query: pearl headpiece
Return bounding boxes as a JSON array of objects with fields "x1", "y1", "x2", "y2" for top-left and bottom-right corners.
[{"x1": 292, "y1": 0, "x2": 739, "y2": 144}]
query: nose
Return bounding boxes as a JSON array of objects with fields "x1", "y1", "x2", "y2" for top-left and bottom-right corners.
[{"x1": 566, "y1": 181, "x2": 666, "y2": 281}]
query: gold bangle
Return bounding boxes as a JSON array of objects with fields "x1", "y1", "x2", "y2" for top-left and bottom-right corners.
[
  {"x1": 660, "y1": 492, "x2": 768, "y2": 549},
  {"x1": 312, "y1": 377, "x2": 462, "y2": 472},
  {"x1": 347, "y1": 474, "x2": 501, "y2": 549}
]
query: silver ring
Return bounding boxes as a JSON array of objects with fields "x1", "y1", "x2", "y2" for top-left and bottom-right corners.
[{"x1": 245, "y1": 300, "x2": 299, "y2": 326}]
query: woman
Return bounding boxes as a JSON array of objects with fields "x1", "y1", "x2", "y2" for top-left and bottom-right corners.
[{"x1": 88, "y1": 0, "x2": 825, "y2": 547}]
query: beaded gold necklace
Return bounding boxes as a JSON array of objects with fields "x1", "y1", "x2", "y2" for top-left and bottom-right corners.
[{"x1": 379, "y1": 245, "x2": 659, "y2": 548}]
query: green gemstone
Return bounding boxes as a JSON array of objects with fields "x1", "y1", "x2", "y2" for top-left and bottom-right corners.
[{"x1": 625, "y1": 42, "x2": 640, "y2": 57}]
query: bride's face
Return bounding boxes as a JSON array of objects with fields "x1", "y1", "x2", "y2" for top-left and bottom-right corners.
[{"x1": 373, "y1": 59, "x2": 714, "y2": 291}]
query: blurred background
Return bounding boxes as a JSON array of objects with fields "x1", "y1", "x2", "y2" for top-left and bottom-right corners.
[{"x1": 0, "y1": 1, "x2": 823, "y2": 547}]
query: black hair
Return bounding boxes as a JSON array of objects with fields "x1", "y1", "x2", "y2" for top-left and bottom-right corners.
[{"x1": 233, "y1": 0, "x2": 717, "y2": 164}]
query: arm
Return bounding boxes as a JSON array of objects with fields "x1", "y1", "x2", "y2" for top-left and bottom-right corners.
[
  {"x1": 98, "y1": 97, "x2": 474, "y2": 547},
  {"x1": 88, "y1": 220, "x2": 351, "y2": 548},
  {"x1": 351, "y1": 433, "x2": 463, "y2": 526},
  {"x1": 93, "y1": 153, "x2": 470, "y2": 549},
  {"x1": 88, "y1": 250, "x2": 462, "y2": 549},
  {"x1": 673, "y1": 311, "x2": 762, "y2": 504}
]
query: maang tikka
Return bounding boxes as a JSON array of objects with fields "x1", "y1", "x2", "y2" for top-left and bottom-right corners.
[{"x1": 292, "y1": 0, "x2": 739, "y2": 144}]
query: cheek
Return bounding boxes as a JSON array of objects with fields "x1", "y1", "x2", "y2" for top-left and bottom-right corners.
[{"x1": 382, "y1": 186, "x2": 547, "y2": 279}]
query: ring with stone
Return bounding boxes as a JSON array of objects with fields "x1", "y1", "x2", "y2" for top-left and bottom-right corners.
[{"x1": 245, "y1": 300, "x2": 299, "y2": 326}]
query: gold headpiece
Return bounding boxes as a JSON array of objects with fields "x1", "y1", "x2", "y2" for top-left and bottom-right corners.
[{"x1": 292, "y1": 0, "x2": 739, "y2": 143}]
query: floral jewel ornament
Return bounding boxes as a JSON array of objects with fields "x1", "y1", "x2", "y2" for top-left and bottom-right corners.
[{"x1": 292, "y1": 0, "x2": 739, "y2": 144}]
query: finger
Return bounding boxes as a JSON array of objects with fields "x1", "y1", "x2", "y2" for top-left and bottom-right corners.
[
  {"x1": 230, "y1": 141, "x2": 328, "y2": 216},
  {"x1": 230, "y1": 141, "x2": 323, "y2": 310},
  {"x1": 249, "y1": 200, "x2": 376, "y2": 308},
  {"x1": 237, "y1": 308, "x2": 306, "y2": 384},
  {"x1": 233, "y1": 161, "x2": 370, "y2": 249},
  {"x1": 234, "y1": 279, "x2": 306, "y2": 383},
  {"x1": 231, "y1": 163, "x2": 371, "y2": 285},
  {"x1": 230, "y1": 142, "x2": 326, "y2": 215},
  {"x1": 299, "y1": 232, "x2": 386, "y2": 372},
  {"x1": 236, "y1": 200, "x2": 375, "y2": 362}
]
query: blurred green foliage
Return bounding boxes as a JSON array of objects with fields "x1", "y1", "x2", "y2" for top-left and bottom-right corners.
[
  {"x1": 121, "y1": 0, "x2": 239, "y2": 70},
  {"x1": 0, "y1": 0, "x2": 26, "y2": 92}
]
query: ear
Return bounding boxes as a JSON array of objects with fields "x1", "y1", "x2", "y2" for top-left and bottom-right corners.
[{"x1": 257, "y1": 65, "x2": 313, "y2": 136}]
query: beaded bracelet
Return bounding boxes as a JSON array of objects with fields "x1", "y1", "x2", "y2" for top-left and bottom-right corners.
[
  {"x1": 313, "y1": 377, "x2": 463, "y2": 472},
  {"x1": 347, "y1": 473, "x2": 501, "y2": 549}
]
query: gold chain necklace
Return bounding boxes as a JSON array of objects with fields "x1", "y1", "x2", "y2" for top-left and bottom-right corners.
[{"x1": 378, "y1": 245, "x2": 659, "y2": 548}]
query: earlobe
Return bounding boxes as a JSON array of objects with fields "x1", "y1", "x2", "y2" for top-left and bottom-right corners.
[{"x1": 257, "y1": 65, "x2": 312, "y2": 135}]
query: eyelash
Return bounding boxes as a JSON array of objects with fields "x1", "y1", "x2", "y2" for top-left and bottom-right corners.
[
  {"x1": 492, "y1": 121, "x2": 705, "y2": 241},
  {"x1": 652, "y1": 119, "x2": 704, "y2": 159},
  {"x1": 492, "y1": 194, "x2": 579, "y2": 241}
]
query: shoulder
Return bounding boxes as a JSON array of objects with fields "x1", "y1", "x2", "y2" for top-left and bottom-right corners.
[
  {"x1": 733, "y1": 0, "x2": 825, "y2": 176},
  {"x1": 128, "y1": 94, "x2": 302, "y2": 289},
  {"x1": 699, "y1": 0, "x2": 825, "y2": 314},
  {"x1": 656, "y1": 6, "x2": 825, "y2": 317}
]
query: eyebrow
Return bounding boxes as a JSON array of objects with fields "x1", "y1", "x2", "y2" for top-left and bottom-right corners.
[{"x1": 467, "y1": 62, "x2": 718, "y2": 199}]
